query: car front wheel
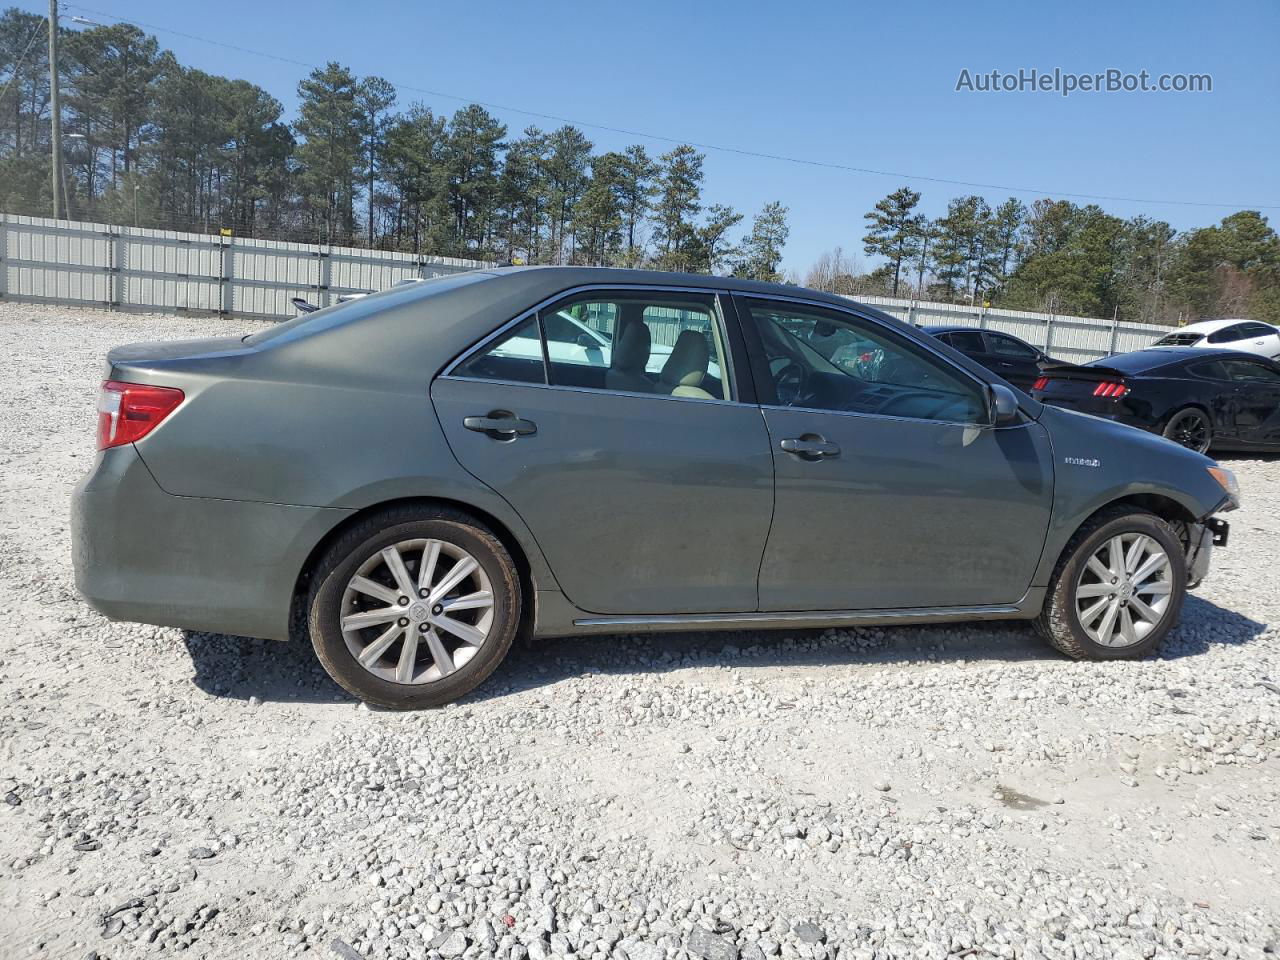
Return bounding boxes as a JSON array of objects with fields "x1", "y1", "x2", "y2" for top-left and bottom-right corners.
[
  {"x1": 1035, "y1": 507, "x2": 1186, "y2": 659},
  {"x1": 308, "y1": 506, "x2": 522, "y2": 709}
]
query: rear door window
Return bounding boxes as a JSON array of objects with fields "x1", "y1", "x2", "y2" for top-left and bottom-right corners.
[
  {"x1": 987, "y1": 333, "x2": 1040, "y2": 358},
  {"x1": 942, "y1": 331, "x2": 986, "y2": 353}
]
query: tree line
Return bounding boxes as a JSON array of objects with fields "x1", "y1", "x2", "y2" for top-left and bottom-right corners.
[
  {"x1": 3, "y1": 8, "x2": 1277, "y2": 323},
  {"x1": 815, "y1": 188, "x2": 1279, "y2": 326},
  {"x1": 0, "y1": 10, "x2": 789, "y2": 280}
]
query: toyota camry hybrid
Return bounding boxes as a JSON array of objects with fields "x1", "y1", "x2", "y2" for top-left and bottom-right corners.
[{"x1": 72, "y1": 267, "x2": 1240, "y2": 708}]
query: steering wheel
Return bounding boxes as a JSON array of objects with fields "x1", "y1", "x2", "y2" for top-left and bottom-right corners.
[
  {"x1": 773, "y1": 360, "x2": 809, "y2": 406},
  {"x1": 876, "y1": 389, "x2": 944, "y2": 419}
]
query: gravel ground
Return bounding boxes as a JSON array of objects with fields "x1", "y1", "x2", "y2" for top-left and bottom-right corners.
[{"x1": 1, "y1": 300, "x2": 1278, "y2": 960}]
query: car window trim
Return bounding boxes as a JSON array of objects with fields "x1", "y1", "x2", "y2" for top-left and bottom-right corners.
[
  {"x1": 731, "y1": 292, "x2": 997, "y2": 427},
  {"x1": 439, "y1": 283, "x2": 752, "y2": 405}
]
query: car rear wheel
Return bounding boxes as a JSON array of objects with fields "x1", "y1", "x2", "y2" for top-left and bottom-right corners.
[
  {"x1": 308, "y1": 506, "x2": 521, "y2": 709},
  {"x1": 1035, "y1": 507, "x2": 1186, "y2": 660},
  {"x1": 1162, "y1": 407, "x2": 1212, "y2": 454}
]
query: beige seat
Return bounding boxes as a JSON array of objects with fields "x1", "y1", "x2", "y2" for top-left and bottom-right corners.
[
  {"x1": 606, "y1": 310, "x2": 653, "y2": 394},
  {"x1": 658, "y1": 330, "x2": 715, "y2": 399}
]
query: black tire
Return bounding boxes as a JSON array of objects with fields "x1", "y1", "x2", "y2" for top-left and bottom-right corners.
[
  {"x1": 1035, "y1": 507, "x2": 1186, "y2": 660},
  {"x1": 1162, "y1": 406, "x2": 1212, "y2": 454},
  {"x1": 308, "y1": 506, "x2": 521, "y2": 709}
]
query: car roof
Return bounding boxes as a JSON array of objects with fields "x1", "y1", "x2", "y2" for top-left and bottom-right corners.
[
  {"x1": 1088, "y1": 347, "x2": 1255, "y2": 373},
  {"x1": 1166, "y1": 318, "x2": 1260, "y2": 334},
  {"x1": 920, "y1": 324, "x2": 980, "y2": 335},
  {"x1": 479, "y1": 264, "x2": 862, "y2": 302}
]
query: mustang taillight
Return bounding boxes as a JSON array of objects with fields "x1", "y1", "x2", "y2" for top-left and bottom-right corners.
[
  {"x1": 97, "y1": 380, "x2": 185, "y2": 450},
  {"x1": 1032, "y1": 376, "x2": 1049, "y2": 391},
  {"x1": 1092, "y1": 381, "x2": 1129, "y2": 398}
]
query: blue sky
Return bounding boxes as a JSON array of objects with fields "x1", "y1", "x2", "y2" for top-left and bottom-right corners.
[{"x1": 41, "y1": 0, "x2": 1280, "y2": 271}]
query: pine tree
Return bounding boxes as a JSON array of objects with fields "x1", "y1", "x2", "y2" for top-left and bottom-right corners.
[
  {"x1": 616, "y1": 144, "x2": 658, "y2": 259},
  {"x1": 735, "y1": 202, "x2": 790, "y2": 282},
  {"x1": 295, "y1": 62, "x2": 362, "y2": 242},
  {"x1": 573, "y1": 152, "x2": 625, "y2": 265},
  {"x1": 356, "y1": 76, "x2": 396, "y2": 246},
  {"x1": 652, "y1": 144, "x2": 704, "y2": 270},
  {"x1": 443, "y1": 104, "x2": 505, "y2": 253},
  {"x1": 862, "y1": 186, "x2": 923, "y2": 296}
]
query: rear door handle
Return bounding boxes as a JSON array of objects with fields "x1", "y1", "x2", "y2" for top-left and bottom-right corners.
[
  {"x1": 463, "y1": 412, "x2": 537, "y2": 438},
  {"x1": 780, "y1": 436, "x2": 840, "y2": 459}
]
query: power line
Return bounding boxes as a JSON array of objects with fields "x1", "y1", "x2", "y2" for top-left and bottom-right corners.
[
  {"x1": 60, "y1": 2, "x2": 1280, "y2": 211},
  {"x1": 0, "y1": 13, "x2": 48, "y2": 108}
]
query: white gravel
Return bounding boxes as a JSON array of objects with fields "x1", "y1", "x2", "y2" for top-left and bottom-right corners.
[{"x1": 1, "y1": 300, "x2": 1278, "y2": 960}]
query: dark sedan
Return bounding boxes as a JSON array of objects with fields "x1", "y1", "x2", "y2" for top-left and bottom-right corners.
[
  {"x1": 1031, "y1": 348, "x2": 1280, "y2": 453},
  {"x1": 921, "y1": 326, "x2": 1056, "y2": 391}
]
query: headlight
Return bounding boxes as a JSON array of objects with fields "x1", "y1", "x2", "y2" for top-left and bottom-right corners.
[{"x1": 1207, "y1": 465, "x2": 1240, "y2": 506}]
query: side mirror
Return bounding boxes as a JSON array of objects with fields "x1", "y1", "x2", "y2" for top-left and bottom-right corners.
[{"x1": 989, "y1": 383, "x2": 1020, "y2": 426}]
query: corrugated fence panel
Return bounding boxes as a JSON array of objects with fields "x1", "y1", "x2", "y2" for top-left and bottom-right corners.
[
  {"x1": 0, "y1": 213, "x2": 490, "y2": 321},
  {"x1": 2, "y1": 214, "x2": 1196, "y2": 359},
  {"x1": 851, "y1": 293, "x2": 1175, "y2": 361}
]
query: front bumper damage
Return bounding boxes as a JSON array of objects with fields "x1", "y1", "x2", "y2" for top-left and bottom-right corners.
[{"x1": 1184, "y1": 517, "x2": 1229, "y2": 589}]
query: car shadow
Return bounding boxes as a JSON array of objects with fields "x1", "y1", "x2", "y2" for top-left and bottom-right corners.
[{"x1": 180, "y1": 595, "x2": 1265, "y2": 707}]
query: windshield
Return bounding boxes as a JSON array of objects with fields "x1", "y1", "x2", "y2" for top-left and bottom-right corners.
[{"x1": 244, "y1": 271, "x2": 492, "y2": 346}]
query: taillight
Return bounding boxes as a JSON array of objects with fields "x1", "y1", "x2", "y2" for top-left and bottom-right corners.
[
  {"x1": 97, "y1": 380, "x2": 184, "y2": 450},
  {"x1": 1032, "y1": 376, "x2": 1049, "y2": 391},
  {"x1": 1091, "y1": 381, "x2": 1129, "y2": 398}
]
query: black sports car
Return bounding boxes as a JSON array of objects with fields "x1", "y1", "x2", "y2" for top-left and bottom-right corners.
[
  {"x1": 1031, "y1": 347, "x2": 1280, "y2": 453},
  {"x1": 921, "y1": 325, "x2": 1057, "y2": 391}
]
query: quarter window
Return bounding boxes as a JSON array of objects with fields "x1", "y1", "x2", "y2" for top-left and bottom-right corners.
[
  {"x1": 452, "y1": 316, "x2": 545, "y2": 384},
  {"x1": 1221, "y1": 359, "x2": 1280, "y2": 383},
  {"x1": 745, "y1": 301, "x2": 988, "y2": 423}
]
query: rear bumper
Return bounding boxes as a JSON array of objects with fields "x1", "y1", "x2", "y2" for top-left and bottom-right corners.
[{"x1": 71, "y1": 446, "x2": 351, "y2": 639}]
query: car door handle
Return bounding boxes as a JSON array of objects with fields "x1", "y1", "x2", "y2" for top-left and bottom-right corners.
[
  {"x1": 780, "y1": 436, "x2": 840, "y2": 459},
  {"x1": 463, "y1": 413, "x2": 537, "y2": 438}
]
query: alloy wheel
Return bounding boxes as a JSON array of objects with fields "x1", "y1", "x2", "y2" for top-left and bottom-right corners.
[
  {"x1": 339, "y1": 538, "x2": 494, "y2": 684},
  {"x1": 1166, "y1": 410, "x2": 1210, "y2": 453},
  {"x1": 1074, "y1": 533, "x2": 1173, "y2": 648}
]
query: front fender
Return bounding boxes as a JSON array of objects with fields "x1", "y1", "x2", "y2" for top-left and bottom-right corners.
[{"x1": 1031, "y1": 405, "x2": 1228, "y2": 587}]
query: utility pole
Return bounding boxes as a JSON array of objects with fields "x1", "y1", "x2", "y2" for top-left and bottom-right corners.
[{"x1": 48, "y1": 0, "x2": 63, "y2": 219}]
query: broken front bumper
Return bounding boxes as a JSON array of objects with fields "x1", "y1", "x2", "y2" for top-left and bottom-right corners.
[{"x1": 1185, "y1": 517, "x2": 1229, "y2": 588}]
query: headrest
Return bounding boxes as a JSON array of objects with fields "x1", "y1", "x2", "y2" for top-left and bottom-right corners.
[
  {"x1": 611, "y1": 318, "x2": 651, "y2": 373},
  {"x1": 661, "y1": 329, "x2": 710, "y2": 387}
]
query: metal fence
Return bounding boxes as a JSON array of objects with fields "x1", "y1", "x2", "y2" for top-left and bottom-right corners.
[
  {"x1": 1, "y1": 212, "x2": 1178, "y2": 360},
  {"x1": 851, "y1": 293, "x2": 1171, "y2": 362},
  {"x1": 0, "y1": 213, "x2": 489, "y2": 320}
]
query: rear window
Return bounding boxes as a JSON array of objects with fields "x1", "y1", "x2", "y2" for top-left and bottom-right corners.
[
  {"x1": 1153, "y1": 332, "x2": 1202, "y2": 347},
  {"x1": 243, "y1": 271, "x2": 491, "y2": 346},
  {"x1": 1086, "y1": 351, "x2": 1179, "y2": 375}
]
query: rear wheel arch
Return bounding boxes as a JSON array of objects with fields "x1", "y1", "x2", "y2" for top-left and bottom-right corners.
[
  {"x1": 1159, "y1": 401, "x2": 1212, "y2": 430},
  {"x1": 289, "y1": 497, "x2": 537, "y2": 642}
]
